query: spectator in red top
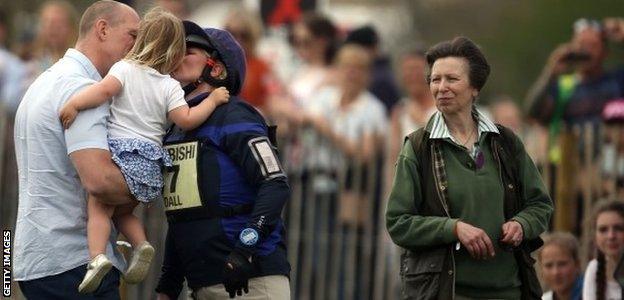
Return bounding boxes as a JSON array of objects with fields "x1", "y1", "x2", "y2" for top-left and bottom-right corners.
[{"x1": 224, "y1": 8, "x2": 279, "y2": 113}]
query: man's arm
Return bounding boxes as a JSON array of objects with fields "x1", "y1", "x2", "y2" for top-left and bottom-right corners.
[
  {"x1": 64, "y1": 83, "x2": 130, "y2": 206},
  {"x1": 70, "y1": 149, "x2": 131, "y2": 205},
  {"x1": 305, "y1": 114, "x2": 377, "y2": 163},
  {"x1": 524, "y1": 43, "x2": 572, "y2": 124}
]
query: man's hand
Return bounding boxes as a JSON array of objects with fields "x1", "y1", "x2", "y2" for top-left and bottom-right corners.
[
  {"x1": 222, "y1": 249, "x2": 254, "y2": 298},
  {"x1": 455, "y1": 221, "x2": 495, "y2": 260},
  {"x1": 500, "y1": 220, "x2": 524, "y2": 248},
  {"x1": 546, "y1": 43, "x2": 574, "y2": 76},
  {"x1": 604, "y1": 18, "x2": 624, "y2": 43}
]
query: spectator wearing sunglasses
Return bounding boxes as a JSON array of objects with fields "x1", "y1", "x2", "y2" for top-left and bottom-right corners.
[
  {"x1": 279, "y1": 12, "x2": 338, "y2": 115},
  {"x1": 386, "y1": 36, "x2": 552, "y2": 299},
  {"x1": 223, "y1": 8, "x2": 280, "y2": 113}
]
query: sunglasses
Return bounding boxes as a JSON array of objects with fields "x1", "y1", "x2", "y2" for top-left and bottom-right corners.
[{"x1": 574, "y1": 18, "x2": 602, "y2": 33}]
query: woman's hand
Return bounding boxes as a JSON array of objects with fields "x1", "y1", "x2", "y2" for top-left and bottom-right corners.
[
  {"x1": 59, "y1": 103, "x2": 78, "y2": 129},
  {"x1": 500, "y1": 220, "x2": 524, "y2": 248},
  {"x1": 456, "y1": 221, "x2": 495, "y2": 260}
]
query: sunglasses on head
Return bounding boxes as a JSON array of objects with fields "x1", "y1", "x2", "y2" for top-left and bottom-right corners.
[{"x1": 574, "y1": 18, "x2": 602, "y2": 33}]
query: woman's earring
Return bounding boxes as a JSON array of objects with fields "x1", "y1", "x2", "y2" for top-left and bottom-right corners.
[{"x1": 472, "y1": 94, "x2": 478, "y2": 102}]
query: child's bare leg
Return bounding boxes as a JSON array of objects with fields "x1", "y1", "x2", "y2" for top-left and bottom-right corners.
[
  {"x1": 112, "y1": 201, "x2": 146, "y2": 247},
  {"x1": 87, "y1": 195, "x2": 116, "y2": 259}
]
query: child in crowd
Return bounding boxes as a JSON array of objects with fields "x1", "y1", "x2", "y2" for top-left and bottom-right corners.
[
  {"x1": 538, "y1": 232, "x2": 583, "y2": 300},
  {"x1": 59, "y1": 7, "x2": 229, "y2": 293}
]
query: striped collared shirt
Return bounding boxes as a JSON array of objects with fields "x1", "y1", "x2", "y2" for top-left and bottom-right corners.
[{"x1": 428, "y1": 107, "x2": 499, "y2": 158}]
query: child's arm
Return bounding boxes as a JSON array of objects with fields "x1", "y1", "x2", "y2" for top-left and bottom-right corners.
[
  {"x1": 59, "y1": 75, "x2": 122, "y2": 129},
  {"x1": 168, "y1": 87, "x2": 230, "y2": 131}
]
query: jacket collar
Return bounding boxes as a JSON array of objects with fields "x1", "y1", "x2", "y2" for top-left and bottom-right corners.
[{"x1": 426, "y1": 107, "x2": 499, "y2": 143}]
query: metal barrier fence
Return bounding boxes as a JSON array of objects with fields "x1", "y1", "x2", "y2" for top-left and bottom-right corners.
[
  {"x1": 279, "y1": 127, "x2": 400, "y2": 300},
  {"x1": 543, "y1": 122, "x2": 624, "y2": 267},
  {"x1": 0, "y1": 104, "x2": 17, "y2": 233},
  {"x1": 0, "y1": 104, "x2": 401, "y2": 299},
  {"x1": 4, "y1": 100, "x2": 623, "y2": 299}
]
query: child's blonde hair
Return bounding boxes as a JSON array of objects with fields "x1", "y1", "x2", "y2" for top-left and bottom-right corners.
[{"x1": 126, "y1": 7, "x2": 185, "y2": 74}]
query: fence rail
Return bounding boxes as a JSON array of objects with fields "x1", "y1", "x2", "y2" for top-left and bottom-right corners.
[{"x1": 3, "y1": 103, "x2": 621, "y2": 298}]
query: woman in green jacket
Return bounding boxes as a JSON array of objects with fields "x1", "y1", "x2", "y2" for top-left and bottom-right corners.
[{"x1": 385, "y1": 36, "x2": 553, "y2": 300}]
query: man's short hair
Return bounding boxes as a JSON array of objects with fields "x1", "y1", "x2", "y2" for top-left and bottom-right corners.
[
  {"x1": 345, "y1": 25, "x2": 378, "y2": 48},
  {"x1": 78, "y1": 0, "x2": 123, "y2": 39}
]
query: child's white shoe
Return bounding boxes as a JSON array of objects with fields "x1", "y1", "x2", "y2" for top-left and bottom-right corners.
[
  {"x1": 123, "y1": 241, "x2": 155, "y2": 284},
  {"x1": 78, "y1": 254, "x2": 113, "y2": 293}
]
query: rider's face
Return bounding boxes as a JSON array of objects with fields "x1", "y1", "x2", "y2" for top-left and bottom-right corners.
[{"x1": 171, "y1": 47, "x2": 209, "y2": 84}]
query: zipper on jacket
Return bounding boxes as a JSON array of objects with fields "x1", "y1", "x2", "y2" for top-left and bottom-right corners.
[{"x1": 430, "y1": 142, "x2": 456, "y2": 299}]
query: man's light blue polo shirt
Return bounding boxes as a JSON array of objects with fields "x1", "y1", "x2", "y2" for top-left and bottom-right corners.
[{"x1": 13, "y1": 49, "x2": 125, "y2": 281}]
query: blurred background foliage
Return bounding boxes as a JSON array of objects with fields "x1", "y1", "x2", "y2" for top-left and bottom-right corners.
[
  {"x1": 406, "y1": 0, "x2": 624, "y2": 104},
  {"x1": 1, "y1": 0, "x2": 623, "y2": 105}
]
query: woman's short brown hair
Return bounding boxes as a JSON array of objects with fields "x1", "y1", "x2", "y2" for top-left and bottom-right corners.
[{"x1": 425, "y1": 36, "x2": 490, "y2": 91}]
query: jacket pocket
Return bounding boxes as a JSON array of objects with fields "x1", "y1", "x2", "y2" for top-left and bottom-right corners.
[{"x1": 400, "y1": 248, "x2": 446, "y2": 300}]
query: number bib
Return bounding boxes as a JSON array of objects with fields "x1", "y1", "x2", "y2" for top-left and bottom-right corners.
[{"x1": 163, "y1": 141, "x2": 202, "y2": 211}]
